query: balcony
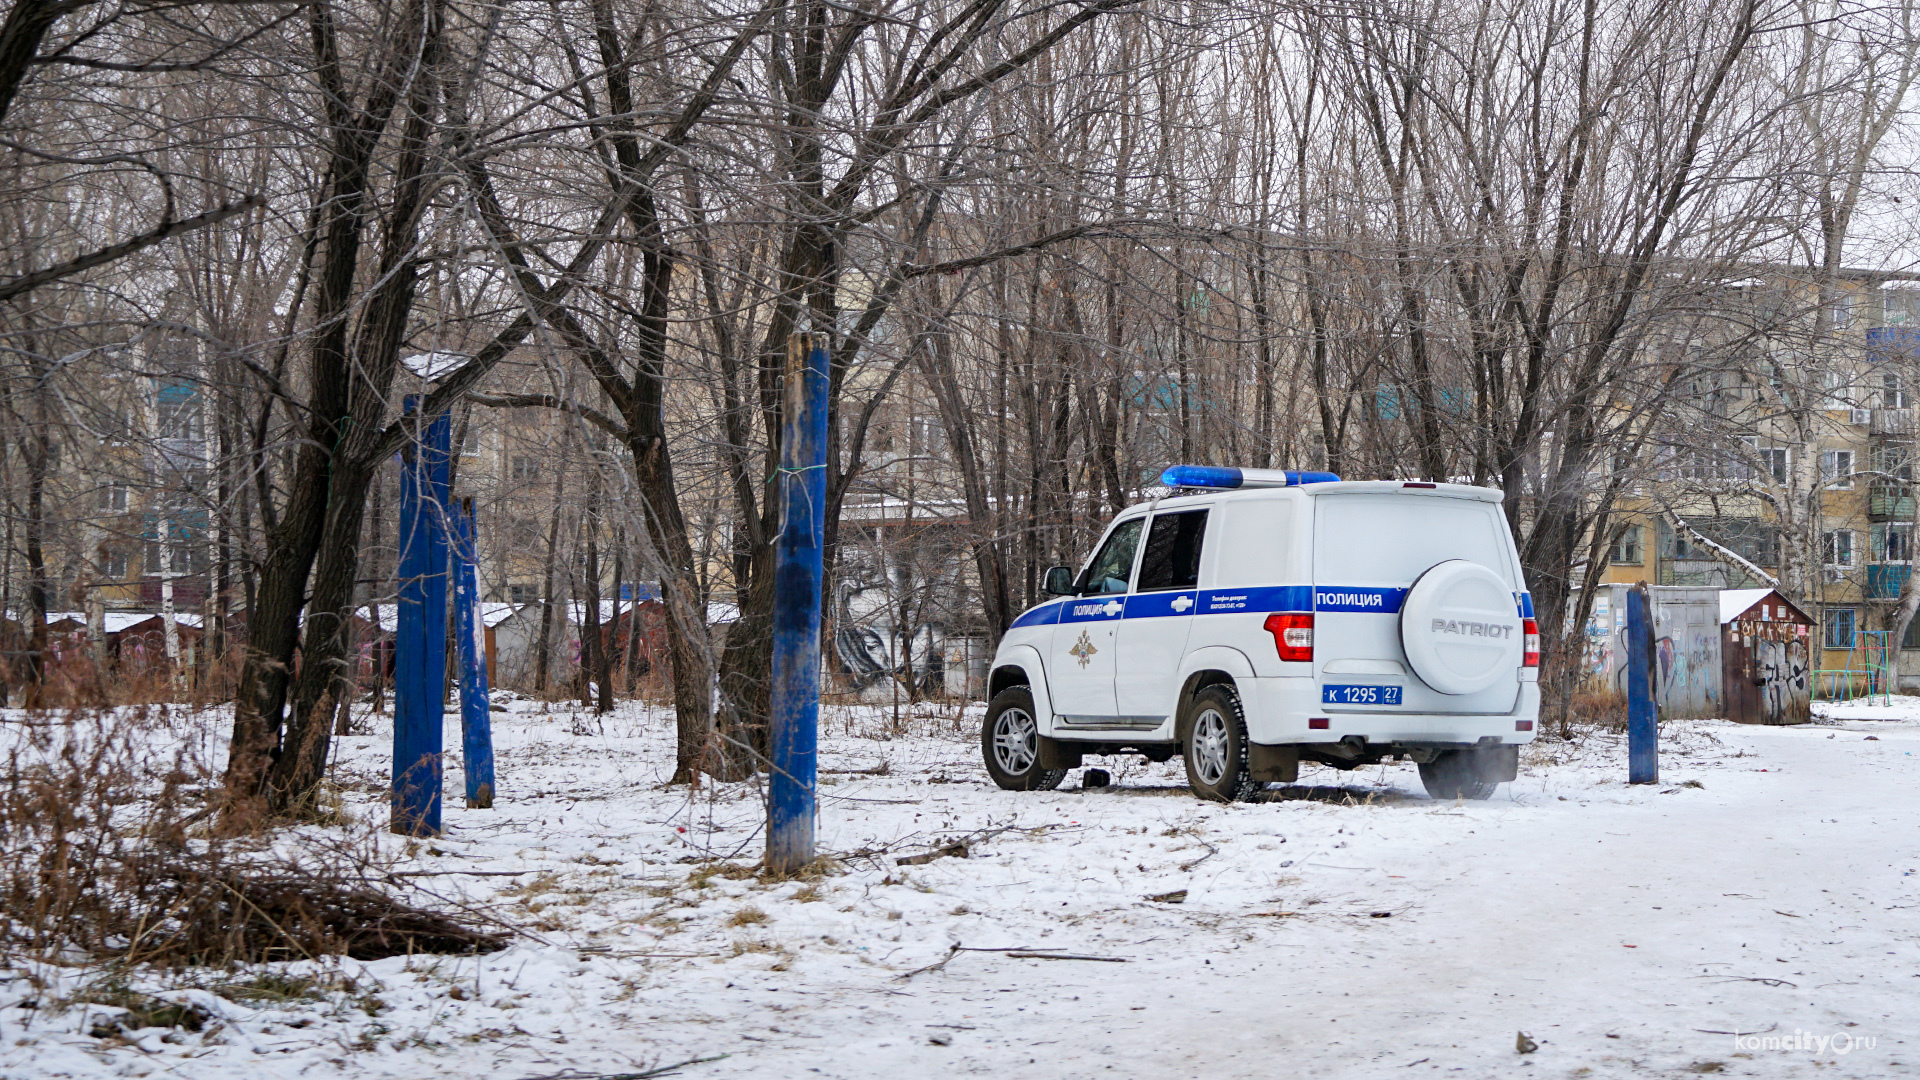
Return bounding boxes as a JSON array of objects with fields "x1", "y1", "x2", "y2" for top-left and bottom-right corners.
[
  {"x1": 1870, "y1": 484, "x2": 1916, "y2": 521},
  {"x1": 1872, "y1": 408, "x2": 1916, "y2": 435},
  {"x1": 1867, "y1": 563, "x2": 1911, "y2": 599}
]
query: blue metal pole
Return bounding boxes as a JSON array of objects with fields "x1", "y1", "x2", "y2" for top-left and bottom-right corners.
[
  {"x1": 393, "y1": 398, "x2": 449, "y2": 835},
  {"x1": 1626, "y1": 584, "x2": 1658, "y2": 784},
  {"x1": 454, "y1": 496, "x2": 495, "y2": 807},
  {"x1": 767, "y1": 333, "x2": 828, "y2": 874}
]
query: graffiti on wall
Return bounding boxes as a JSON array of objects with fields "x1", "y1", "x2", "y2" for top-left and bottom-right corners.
[
  {"x1": 1735, "y1": 617, "x2": 1810, "y2": 724},
  {"x1": 1581, "y1": 588, "x2": 1721, "y2": 717}
]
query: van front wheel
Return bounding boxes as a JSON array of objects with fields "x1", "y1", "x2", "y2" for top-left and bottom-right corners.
[
  {"x1": 1181, "y1": 684, "x2": 1260, "y2": 802},
  {"x1": 1418, "y1": 749, "x2": 1498, "y2": 801},
  {"x1": 982, "y1": 687, "x2": 1068, "y2": 791}
]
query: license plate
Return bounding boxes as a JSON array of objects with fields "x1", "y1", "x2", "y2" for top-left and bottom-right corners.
[{"x1": 1322, "y1": 683, "x2": 1402, "y2": 706}]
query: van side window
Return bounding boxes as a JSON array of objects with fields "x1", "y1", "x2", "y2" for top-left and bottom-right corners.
[
  {"x1": 1081, "y1": 518, "x2": 1145, "y2": 594},
  {"x1": 1136, "y1": 509, "x2": 1208, "y2": 591}
]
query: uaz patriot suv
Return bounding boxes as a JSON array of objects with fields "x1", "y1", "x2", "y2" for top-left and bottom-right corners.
[{"x1": 981, "y1": 466, "x2": 1540, "y2": 801}]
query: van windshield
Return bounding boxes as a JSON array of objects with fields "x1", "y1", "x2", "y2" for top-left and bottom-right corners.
[{"x1": 1314, "y1": 494, "x2": 1514, "y2": 585}]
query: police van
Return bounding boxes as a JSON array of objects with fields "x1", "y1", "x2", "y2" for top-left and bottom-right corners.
[{"x1": 981, "y1": 466, "x2": 1540, "y2": 801}]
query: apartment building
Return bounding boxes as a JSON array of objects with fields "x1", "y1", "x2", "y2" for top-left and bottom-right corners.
[{"x1": 1595, "y1": 276, "x2": 1920, "y2": 691}]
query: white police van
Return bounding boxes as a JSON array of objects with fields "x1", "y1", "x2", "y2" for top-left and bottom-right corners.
[{"x1": 981, "y1": 466, "x2": 1539, "y2": 801}]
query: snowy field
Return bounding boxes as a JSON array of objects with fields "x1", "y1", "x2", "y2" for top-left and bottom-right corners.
[{"x1": 4, "y1": 695, "x2": 1918, "y2": 1079}]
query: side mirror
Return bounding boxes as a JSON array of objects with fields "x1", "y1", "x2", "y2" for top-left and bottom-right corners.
[{"x1": 1043, "y1": 565, "x2": 1077, "y2": 596}]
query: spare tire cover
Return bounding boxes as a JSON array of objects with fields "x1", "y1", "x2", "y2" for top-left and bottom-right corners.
[{"x1": 1399, "y1": 560, "x2": 1523, "y2": 695}]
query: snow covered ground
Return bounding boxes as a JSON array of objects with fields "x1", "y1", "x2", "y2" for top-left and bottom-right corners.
[{"x1": 4, "y1": 695, "x2": 1917, "y2": 1079}]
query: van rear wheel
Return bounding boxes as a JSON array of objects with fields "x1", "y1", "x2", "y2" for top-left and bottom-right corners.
[
  {"x1": 981, "y1": 687, "x2": 1068, "y2": 791},
  {"x1": 1181, "y1": 684, "x2": 1261, "y2": 802},
  {"x1": 1418, "y1": 749, "x2": 1498, "y2": 800}
]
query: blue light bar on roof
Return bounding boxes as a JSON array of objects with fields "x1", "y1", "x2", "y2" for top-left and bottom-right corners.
[{"x1": 1159, "y1": 465, "x2": 1341, "y2": 489}]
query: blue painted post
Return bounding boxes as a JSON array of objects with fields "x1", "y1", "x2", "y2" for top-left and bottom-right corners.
[
  {"x1": 767, "y1": 333, "x2": 829, "y2": 874},
  {"x1": 1626, "y1": 584, "x2": 1658, "y2": 784},
  {"x1": 453, "y1": 496, "x2": 495, "y2": 808},
  {"x1": 393, "y1": 399, "x2": 450, "y2": 835}
]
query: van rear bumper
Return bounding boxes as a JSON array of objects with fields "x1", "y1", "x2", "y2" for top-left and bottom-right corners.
[{"x1": 1241, "y1": 676, "x2": 1538, "y2": 746}]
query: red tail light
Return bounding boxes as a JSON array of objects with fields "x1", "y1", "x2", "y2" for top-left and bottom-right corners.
[
  {"x1": 1523, "y1": 618, "x2": 1540, "y2": 667},
  {"x1": 1264, "y1": 612, "x2": 1313, "y2": 662}
]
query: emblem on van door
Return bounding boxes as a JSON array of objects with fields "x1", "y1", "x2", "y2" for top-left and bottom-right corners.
[{"x1": 1069, "y1": 631, "x2": 1098, "y2": 668}]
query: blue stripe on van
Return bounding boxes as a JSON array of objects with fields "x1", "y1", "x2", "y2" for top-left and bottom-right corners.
[
  {"x1": 1313, "y1": 587, "x2": 1407, "y2": 613},
  {"x1": 1013, "y1": 584, "x2": 1516, "y2": 626},
  {"x1": 1124, "y1": 591, "x2": 1199, "y2": 618},
  {"x1": 1060, "y1": 597, "x2": 1129, "y2": 622},
  {"x1": 1196, "y1": 585, "x2": 1312, "y2": 615},
  {"x1": 1009, "y1": 602, "x2": 1062, "y2": 629}
]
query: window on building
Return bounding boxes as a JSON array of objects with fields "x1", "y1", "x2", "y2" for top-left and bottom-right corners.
[
  {"x1": 1742, "y1": 438, "x2": 1789, "y2": 483},
  {"x1": 507, "y1": 583, "x2": 537, "y2": 605},
  {"x1": 96, "y1": 484, "x2": 128, "y2": 512},
  {"x1": 1658, "y1": 442, "x2": 1750, "y2": 481},
  {"x1": 510, "y1": 454, "x2": 538, "y2": 482},
  {"x1": 1666, "y1": 517, "x2": 1779, "y2": 568},
  {"x1": 101, "y1": 548, "x2": 127, "y2": 580},
  {"x1": 1822, "y1": 449, "x2": 1855, "y2": 488},
  {"x1": 1759, "y1": 447, "x2": 1788, "y2": 484},
  {"x1": 1886, "y1": 373, "x2": 1909, "y2": 409},
  {"x1": 1903, "y1": 616, "x2": 1920, "y2": 651},
  {"x1": 506, "y1": 517, "x2": 542, "y2": 547},
  {"x1": 1872, "y1": 442, "x2": 1914, "y2": 481},
  {"x1": 1609, "y1": 525, "x2": 1644, "y2": 566},
  {"x1": 1876, "y1": 522, "x2": 1912, "y2": 562},
  {"x1": 1884, "y1": 290, "x2": 1920, "y2": 326},
  {"x1": 155, "y1": 385, "x2": 203, "y2": 441},
  {"x1": 1373, "y1": 386, "x2": 1403, "y2": 421},
  {"x1": 1833, "y1": 292, "x2": 1857, "y2": 330},
  {"x1": 910, "y1": 415, "x2": 946, "y2": 455},
  {"x1": 1825, "y1": 608, "x2": 1857, "y2": 650},
  {"x1": 1824, "y1": 529, "x2": 1855, "y2": 567},
  {"x1": 1822, "y1": 369, "x2": 1852, "y2": 409},
  {"x1": 1135, "y1": 510, "x2": 1209, "y2": 591},
  {"x1": 100, "y1": 402, "x2": 135, "y2": 441},
  {"x1": 144, "y1": 539, "x2": 205, "y2": 576}
]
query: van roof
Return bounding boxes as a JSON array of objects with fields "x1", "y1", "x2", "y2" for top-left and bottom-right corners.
[
  {"x1": 1144, "y1": 480, "x2": 1504, "y2": 511},
  {"x1": 1296, "y1": 480, "x2": 1505, "y2": 503}
]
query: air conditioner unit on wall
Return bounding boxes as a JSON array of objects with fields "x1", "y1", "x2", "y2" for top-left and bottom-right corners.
[
  {"x1": 1825, "y1": 568, "x2": 1847, "y2": 583},
  {"x1": 1852, "y1": 409, "x2": 1872, "y2": 425}
]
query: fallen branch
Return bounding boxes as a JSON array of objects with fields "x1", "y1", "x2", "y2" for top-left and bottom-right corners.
[
  {"x1": 896, "y1": 842, "x2": 969, "y2": 866},
  {"x1": 1179, "y1": 841, "x2": 1219, "y2": 872},
  {"x1": 1003, "y1": 951, "x2": 1128, "y2": 962},
  {"x1": 509, "y1": 1056, "x2": 730, "y2": 1080},
  {"x1": 896, "y1": 942, "x2": 963, "y2": 980},
  {"x1": 386, "y1": 869, "x2": 535, "y2": 878}
]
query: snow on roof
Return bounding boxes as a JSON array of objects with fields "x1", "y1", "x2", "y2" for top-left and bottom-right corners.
[
  {"x1": 11, "y1": 611, "x2": 202, "y2": 631},
  {"x1": 566, "y1": 600, "x2": 626, "y2": 625},
  {"x1": 401, "y1": 351, "x2": 473, "y2": 381},
  {"x1": 1719, "y1": 588, "x2": 1774, "y2": 624},
  {"x1": 708, "y1": 602, "x2": 739, "y2": 625},
  {"x1": 350, "y1": 603, "x2": 522, "y2": 633},
  {"x1": 480, "y1": 602, "x2": 518, "y2": 628}
]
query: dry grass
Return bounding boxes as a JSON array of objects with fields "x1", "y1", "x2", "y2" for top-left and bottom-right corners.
[
  {"x1": 0, "y1": 708, "x2": 508, "y2": 967},
  {"x1": 725, "y1": 905, "x2": 769, "y2": 927},
  {"x1": 1554, "y1": 689, "x2": 1629, "y2": 737}
]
